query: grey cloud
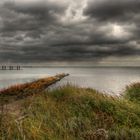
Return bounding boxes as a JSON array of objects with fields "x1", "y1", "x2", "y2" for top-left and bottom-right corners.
[
  {"x1": 0, "y1": 0, "x2": 140, "y2": 63},
  {"x1": 0, "y1": 42, "x2": 139, "y2": 63},
  {"x1": 84, "y1": 0, "x2": 140, "y2": 24},
  {"x1": 4, "y1": 0, "x2": 65, "y2": 19},
  {"x1": 0, "y1": 0, "x2": 66, "y2": 34}
]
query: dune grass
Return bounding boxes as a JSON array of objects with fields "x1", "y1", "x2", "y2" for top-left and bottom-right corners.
[
  {"x1": 0, "y1": 84, "x2": 140, "y2": 140},
  {"x1": 124, "y1": 83, "x2": 140, "y2": 103}
]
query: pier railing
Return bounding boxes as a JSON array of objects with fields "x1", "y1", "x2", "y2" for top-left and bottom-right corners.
[{"x1": 0, "y1": 66, "x2": 21, "y2": 70}]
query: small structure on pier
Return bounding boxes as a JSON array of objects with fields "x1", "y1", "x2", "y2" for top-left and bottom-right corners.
[{"x1": 0, "y1": 66, "x2": 21, "y2": 70}]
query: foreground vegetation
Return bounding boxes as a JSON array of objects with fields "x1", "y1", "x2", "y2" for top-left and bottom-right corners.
[{"x1": 0, "y1": 79, "x2": 140, "y2": 139}]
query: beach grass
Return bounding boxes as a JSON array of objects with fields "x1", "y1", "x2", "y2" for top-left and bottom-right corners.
[
  {"x1": 0, "y1": 81, "x2": 140, "y2": 140},
  {"x1": 124, "y1": 83, "x2": 140, "y2": 103}
]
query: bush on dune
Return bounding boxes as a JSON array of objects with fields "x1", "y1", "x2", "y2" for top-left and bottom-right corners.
[{"x1": 124, "y1": 83, "x2": 140, "y2": 103}]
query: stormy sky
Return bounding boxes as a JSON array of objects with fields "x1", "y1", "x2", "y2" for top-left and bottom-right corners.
[{"x1": 0, "y1": 0, "x2": 140, "y2": 65}]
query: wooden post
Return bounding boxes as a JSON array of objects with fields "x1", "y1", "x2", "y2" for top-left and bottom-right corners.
[
  {"x1": 9, "y1": 66, "x2": 13, "y2": 70},
  {"x1": 17, "y1": 66, "x2": 20, "y2": 70},
  {"x1": 2, "y1": 66, "x2": 6, "y2": 70}
]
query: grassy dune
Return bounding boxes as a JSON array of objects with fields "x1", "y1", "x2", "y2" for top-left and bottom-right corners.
[{"x1": 0, "y1": 77, "x2": 140, "y2": 139}]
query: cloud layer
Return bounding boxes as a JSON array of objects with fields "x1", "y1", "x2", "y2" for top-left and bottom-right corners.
[{"x1": 0, "y1": 0, "x2": 140, "y2": 64}]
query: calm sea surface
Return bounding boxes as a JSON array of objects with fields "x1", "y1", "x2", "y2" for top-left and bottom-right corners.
[{"x1": 0, "y1": 67, "x2": 140, "y2": 95}]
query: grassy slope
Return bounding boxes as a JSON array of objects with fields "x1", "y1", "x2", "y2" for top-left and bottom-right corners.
[{"x1": 0, "y1": 84, "x2": 140, "y2": 140}]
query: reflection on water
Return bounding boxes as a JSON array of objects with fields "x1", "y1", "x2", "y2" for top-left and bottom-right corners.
[{"x1": 0, "y1": 67, "x2": 140, "y2": 95}]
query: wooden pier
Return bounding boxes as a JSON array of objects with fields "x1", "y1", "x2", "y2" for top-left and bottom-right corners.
[{"x1": 0, "y1": 66, "x2": 21, "y2": 70}]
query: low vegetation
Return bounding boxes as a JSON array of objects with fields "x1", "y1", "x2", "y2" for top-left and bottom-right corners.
[
  {"x1": 124, "y1": 83, "x2": 140, "y2": 103},
  {"x1": 0, "y1": 77, "x2": 140, "y2": 140}
]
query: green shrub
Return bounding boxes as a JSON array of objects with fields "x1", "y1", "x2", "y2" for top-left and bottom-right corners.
[{"x1": 124, "y1": 83, "x2": 140, "y2": 103}]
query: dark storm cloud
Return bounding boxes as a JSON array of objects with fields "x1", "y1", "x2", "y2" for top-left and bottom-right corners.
[
  {"x1": 0, "y1": 0, "x2": 66, "y2": 33},
  {"x1": 0, "y1": 42, "x2": 139, "y2": 63},
  {"x1": 84, "y1": 0, "x2": 140, "y2": 23},
  {"x1": 0, "y1": 0, "x2": 140, "y2": 63}
]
